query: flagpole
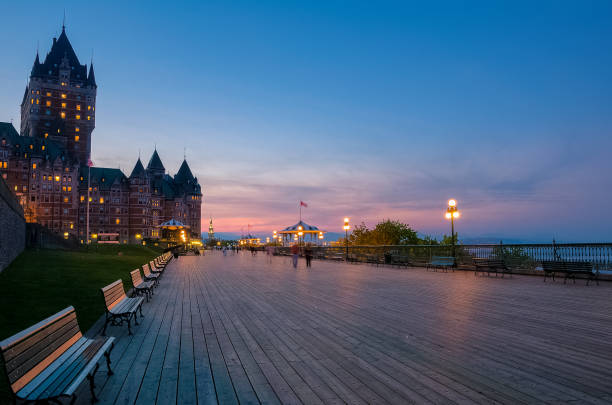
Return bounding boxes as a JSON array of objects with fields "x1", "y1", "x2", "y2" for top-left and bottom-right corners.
[{"x1": 299, "y1": 201, "x2": 302, "y2": 222}]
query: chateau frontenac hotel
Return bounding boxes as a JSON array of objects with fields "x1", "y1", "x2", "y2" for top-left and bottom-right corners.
[{"x1": 0, "y1": 26, "x2": 202, "y2": 243}]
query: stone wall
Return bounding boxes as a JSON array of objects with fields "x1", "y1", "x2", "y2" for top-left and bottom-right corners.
[{"x1": 0, "y1": 176, "x2": 25, "y2": 272}]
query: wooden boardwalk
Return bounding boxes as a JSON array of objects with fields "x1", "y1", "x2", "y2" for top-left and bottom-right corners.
[{"x1": 80, "y1": 253, "x2": 612, "y2": 404}]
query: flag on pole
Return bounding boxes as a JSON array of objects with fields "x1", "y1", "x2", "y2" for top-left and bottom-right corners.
[
  {"x1": 87, "y1": 159, "x2": 94, "y2": 167},
  {"x1": 300, "y1": 201, "x2": 308, "y2": 208}
]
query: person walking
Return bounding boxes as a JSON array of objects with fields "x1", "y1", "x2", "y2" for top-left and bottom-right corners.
[
  {"x1": 304, "y1": 245, "x2": 313, "y2": 268},
  {"x1": 290, "y1": 243, "x2": 299, "y2": 269}
]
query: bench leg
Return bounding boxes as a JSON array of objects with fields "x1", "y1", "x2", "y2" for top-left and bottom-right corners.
[
  {"x1": 87, "y1": 363, "x2": 100, "y2": 403},
  {"x1": 139, "y1": 303, "x2": 144, "y2": 318},
  {"x1": 102, "y1": 315, "x2": 109, "y2": 336},
  {"x1": 105, "y1": 343, "x2": 114, "y2": 376},
  {"x1": 127, "y1": 317, "x2": 132, "y2": 335}
]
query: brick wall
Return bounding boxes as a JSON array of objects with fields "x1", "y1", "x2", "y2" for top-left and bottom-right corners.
[{"x1": 0, "y1": 175, "x2": 25, "y2": 271}]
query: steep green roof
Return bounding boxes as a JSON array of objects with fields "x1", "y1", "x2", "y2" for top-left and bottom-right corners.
[
  {"x1": 80, "y1": 167, "x2": 127, "y2": 190},
  {"x1": 146, "y1": 150, "x2": 165, "y2": 172},
  {"x1": 174, "y1": 160, "x2": 195, "y2": 184},
  {"x1": 0, "y1": 122, "x2": 67, "y2": 164},
  {"x1": 129, "y1": 158, "x2": 146, "y2": 178}
]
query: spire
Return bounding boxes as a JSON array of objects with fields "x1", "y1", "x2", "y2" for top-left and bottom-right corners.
[
  {"x1": 86, "y1": 63, "x2": 97, "y2": 87},
  {"x1": 146, "y1": 149, "x2": 165, "y2": 173},
  {"x1": 30, "y1": 52, "x2": 41, "y2": 77},
  {"x1": 129, "y1": 158, "x2": 146, "y2": 178},
  {"x1": 174, "y1": 159, "x2": 195, "y2": 184}
]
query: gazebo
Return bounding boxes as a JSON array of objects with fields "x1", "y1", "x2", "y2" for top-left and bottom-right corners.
[
  {"x1": 239, "y1": 234, "x2": 261, "y2": 247},
  {"x1": 278, "y1": 220, "x2": 325, "y2": 245},
  {"x1": 157, "y1": 219, "x2": 190, "y2": 245}
]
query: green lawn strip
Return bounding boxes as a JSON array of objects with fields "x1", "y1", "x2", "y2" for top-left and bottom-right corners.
[{"x1": 0, "y1": 245, "x2": 163, "y2": 403}]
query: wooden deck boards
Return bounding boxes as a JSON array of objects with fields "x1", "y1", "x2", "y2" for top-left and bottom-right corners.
[{"x1": 82, "y1": 252, "x2": 612, "y2": 404}]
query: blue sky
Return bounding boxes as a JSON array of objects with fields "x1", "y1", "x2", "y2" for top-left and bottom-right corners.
[{"x1": 1, "y1": 1, "x2": 612, "y2": 241}]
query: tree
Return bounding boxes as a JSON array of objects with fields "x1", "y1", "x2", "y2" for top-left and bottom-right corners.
[{"x1": 345, "y1": 219, "x2": 421, "y2": 245}]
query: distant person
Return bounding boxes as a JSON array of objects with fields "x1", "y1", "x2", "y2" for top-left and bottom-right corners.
[
  {"x1": 222, "y1": 246, "x2": 227, "y2": 256},
  {"x1": 290, "y1": 244, "x2": 299, "y2": 269},
  {"x1": 304, "y1": 245, "x2": 313, "y2": 268}
]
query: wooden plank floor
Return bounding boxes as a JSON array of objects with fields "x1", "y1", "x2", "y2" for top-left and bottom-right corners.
[{"x1": 80, "y1": 252, "x2": 612, "y2": 404}]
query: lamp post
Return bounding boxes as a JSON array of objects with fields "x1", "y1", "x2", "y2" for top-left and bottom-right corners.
[
  {"x1": 445, "y1": 199, "x2": 460, "y2": 259},
  {"x1": 343, "y1": 217, "x2": 350, "y2": 261}
]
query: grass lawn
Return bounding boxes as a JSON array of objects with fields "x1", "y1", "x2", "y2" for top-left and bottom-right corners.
[{"x1": 0, "y1": 245, "x2": 164, "y2": 403}]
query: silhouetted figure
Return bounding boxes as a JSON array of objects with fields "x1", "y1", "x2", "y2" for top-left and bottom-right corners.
[
  {"x1": 291, "y1": 244, "x2": 299, "y2": 269},
  {"x1": 305, "y1": 246, "x2": 313, "y2": 268}
]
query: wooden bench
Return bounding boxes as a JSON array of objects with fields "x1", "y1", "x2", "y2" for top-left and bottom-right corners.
[
  {"x1": 473, "y1": 258, "x2": 513, "y2": 278},
  {"x1": 0, "y1": 306, "x2": 115, "y2": 404},
  {"x1": 147, "y1": 261, "x2": 165, "y2": 278},
  {"x1": 427, "y1": 256, "x2": 455, "y2": 272},
  {"x1": 130, "y1": 269, "x2": 154, "y2": 301},
  {"x1": 155, "y1": 253, "x2": 171, "y2": 268},
  {"x1": 141, "y1": 263, "x2": 160, "y2": 286},
  {"x1": 389, "y1": 254, "x2": 413, "y2": 268},
  {"x1": 101, "y1": 280, "x2": 144, "y2": 336},
  {"x1": 542, "y1": 261, "x2": 599, "y2": 285}
]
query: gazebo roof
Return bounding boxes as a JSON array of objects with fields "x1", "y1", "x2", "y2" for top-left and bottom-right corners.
[
  {"x1": 280, "y1": 220, "x2": 322, "y2": 233},
  {"x1": 159, "y1": 219, "x2": 188, "y2": 229}
]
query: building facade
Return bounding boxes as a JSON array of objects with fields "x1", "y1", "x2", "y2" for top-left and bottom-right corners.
[{"x1": 0, "y1": 27, "x2": 202, "y2": 243}]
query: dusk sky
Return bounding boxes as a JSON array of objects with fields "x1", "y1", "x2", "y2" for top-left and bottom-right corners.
[{"x1": 2, "y1": 1, "x2": 612, "y2": 242}]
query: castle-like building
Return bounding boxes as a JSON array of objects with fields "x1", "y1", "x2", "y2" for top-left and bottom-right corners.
[{"x1": 0, "y1": 26, "x2": 202, "y2": 243}]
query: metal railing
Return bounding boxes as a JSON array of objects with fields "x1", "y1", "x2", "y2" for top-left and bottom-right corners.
[{"x1": 275, "y1": 243, "x2": 612, "y2": 272}]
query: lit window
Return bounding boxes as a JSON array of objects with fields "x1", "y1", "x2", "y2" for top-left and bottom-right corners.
[
  {"x1": 87, "y1": 105, "x2": 91, "y2": 111},
  {"x1": 115, "y1": 218, "x2": 120, "y2": 224},
  {"x1": 80, "y1": 195, "x2": 85, "y2": 202},
  {"x1": 99, "y1": 197, "x2": 104, "y2": 204},
  {"x1": 46, "y1": 92, "x2": 51, "y2": 97},
  {"x1": 76, "y1": 115, "x2": 81, "y2": 120},
  {"x1": 68, "y1": 186, "x2": 72, "y2": 191},
  {"x1": 30, "y1": 98, "x2": 34, "y2": 105},
  {"x1": 29, "y1": 144, "x2": 33, "y2": 150},
  {"x1": 63, "y1": 197, "x2": 69, "y2": 203},
  {"x1": 62, "y1": 186, "x2": 66, "y2": 192},
  {"x1": 60, "y1": 112, "x2": 66, "y2": 119},
  {"x1": 61, "y1": 102, "x2": 66, "y2": 108},
  {"x1": 75, "y1": 127, "x2": 80, "y2": 132},
  {"x1": 55, "y1": 176, "x2": 60, "y2": 182},
  {"x1": 44, "y1": 133, "x2": 48, "y2": 138},
  {"x1": 46, "y1": 100, "x2": 51, "y2": 107},
  {"x1": 32, "y1": 163, "x2": 37, "y2": 169},
  {"x1": 57, "y1": 129, "x2": 60, "y2": 133},
  {"x1": 61, "y1": 94, "x2": 67, "y2": 99},
  {"x1": 87, "y1": 116, "x2": 91, "y2": 120},
  {"x1": 36, "y1": 99, "x2": 40, "y2": 104},
  {"x1": 42, "y1": 145, "x2": 45, "y2": 151},
  {"x1": 76, "y1": 104, "x2": 81, "y2": 111},
  {"x1": 75, "y1": 135, "x2": 79, "y2": 142}
]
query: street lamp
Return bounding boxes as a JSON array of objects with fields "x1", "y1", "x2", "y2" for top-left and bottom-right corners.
[
  {"x1": 343, "y1": 217, "x2": 350, "y2": 261},
  {"x1": 445, "y1": 199, "x2": 460, "y2": 260}
]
